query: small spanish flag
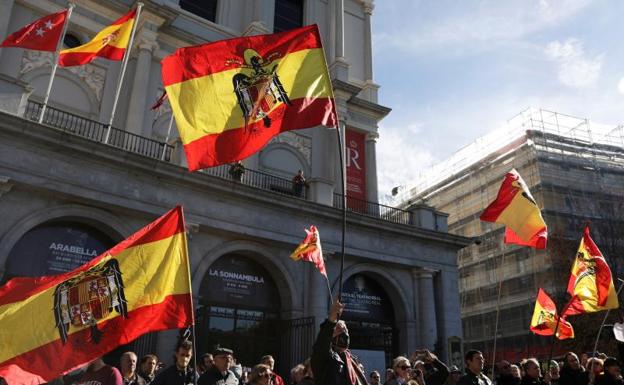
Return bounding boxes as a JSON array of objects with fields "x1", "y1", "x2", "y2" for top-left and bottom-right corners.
[
  {"x1": 563, "y1": 226, "x2": 618, "y2": 316},
  {"x1": 161, "y1": 24, "x2": 336, "y2": 170},
  {"x1": 290, "y1": 225, "x2": 327, "y2": 277},
  {"x1": 58, "y1": 8, "x2": 136, "y2": 67},
  {"x1": 480, "y1": 169, "x2": 547, "y2": 249},
  {"x1": 0, "y1": 207, "x2": 193, "y2": 384},
  {"x1": 530, "y1": 288, "x2": 574, "y2": 339}
]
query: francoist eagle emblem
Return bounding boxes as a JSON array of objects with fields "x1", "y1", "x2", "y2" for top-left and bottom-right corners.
[
  {"x1": 230, "y1": 48, "x2": 292, "y2": 130},
  {"x1": 53, "y1": 258, "x2": 128, "y2": 344}
]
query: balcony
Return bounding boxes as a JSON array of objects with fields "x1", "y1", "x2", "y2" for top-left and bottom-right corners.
[{"x1": 24, "y1": 100, "x2": 415, "y2": 227}]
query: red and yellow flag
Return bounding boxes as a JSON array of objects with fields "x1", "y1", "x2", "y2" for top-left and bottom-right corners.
[
  {"x1": 530, "y1": 288, "x2": 574, "y2": 339},
  {"x1": 58, "y1": 8, "x2": 136, "y2": 67},
  {"x1": 161, "y1": 24, "x2": 336, "y2": 171},
  {"x1": 563, "y1": 226, "x2": 618, "y2": 316},
  {"x1": 480, "y1": 169, "x2": 547, "y2": 249},
  {"x1": 290, "y1": 225, "x2": 327, "y2": 277},
  {"x1": 0, "y1": 207, "x2": 193, "y2": 384}
]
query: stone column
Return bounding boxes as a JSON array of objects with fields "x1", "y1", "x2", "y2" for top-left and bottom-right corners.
[
  {"x1": 0, "y1": 0, "x2": 16, "y2": 62},
  {"x1": 124, "y1": 28, "x2": 158, "y2": 136},
  {"x1": 411, "y1": 268, "x2": 422, "y2": 347},
  {"x1": 331, "y1": 0, "x2": 349, "y2": 81},
  {"x1": 417, "y1": 268, "x2": 438, "y2": 350},
  {"x1": 310, "y1": 126, "x2": 337, "y2": 206},
  {"x1": 437, "y1": 268, "x2": 463, "y2": 362},
  {"x1": 362, "y1": 1, "x2": 374, "y2": 82},
  {"x1": 365, "y1": 132, "x2": 379, "y2": 203}
]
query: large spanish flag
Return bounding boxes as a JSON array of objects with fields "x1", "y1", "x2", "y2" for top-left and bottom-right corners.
[
  {"x1": 161, "y1": 24, "x2": 336, "y2": 171},
  {"x1": 58, "y1": 8, "x2": 136, "y2": 67},
  {"x1": 530, "y1": 288, "x2": 574, "y2": 339},
  {"x1": 480, "y1": 169, "x2": 547, "y2": 249},
  {"x1": 563, "y1": 226, "x2": 618, "y2": 316},
  {"x1": 0, "y1": 207, "x2": 193, "y2": 384}
]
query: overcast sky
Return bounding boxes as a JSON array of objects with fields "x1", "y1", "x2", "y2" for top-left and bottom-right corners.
[{"x1": 372, "y1": 0, "x2": 624, "y2": 201}]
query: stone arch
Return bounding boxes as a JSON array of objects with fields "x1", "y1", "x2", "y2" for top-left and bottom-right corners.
[
  {"x1": 331, "y1": 262, "x2": 412, "y2": 322},
  {"x1": 0, "y1": 204, "x2": 131, "y2": 277},
  {"x1": 192, "y1": 240, "x2": 299, "y2": 315},
  {"x1": 259, "y1": 142, "x2": 310, "y2": 178}
]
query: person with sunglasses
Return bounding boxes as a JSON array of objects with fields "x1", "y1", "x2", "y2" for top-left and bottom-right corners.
[
  {"x1": 249, "y1": 364, "x2": 274, "y2": 385},
  {"x1": 387, "y1": 357, "x2": 413, "y2": 385}
]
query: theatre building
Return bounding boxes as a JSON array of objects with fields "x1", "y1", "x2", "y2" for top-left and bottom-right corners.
[{"x1": 0, "y1": 0, "x2": 469, "y2": 375}]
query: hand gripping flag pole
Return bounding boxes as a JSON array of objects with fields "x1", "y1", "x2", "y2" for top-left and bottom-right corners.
[
  {"x1": 38, "y1": 4, "x2": 75, "y2": 124},
  {"x1": 104, "y1": 2, "x2": 143, "y2": 144}
]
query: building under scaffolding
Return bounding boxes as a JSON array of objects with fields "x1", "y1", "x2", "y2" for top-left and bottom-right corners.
[{"x1": 402, "y1": 108, "x2": 624, "y2": 362}]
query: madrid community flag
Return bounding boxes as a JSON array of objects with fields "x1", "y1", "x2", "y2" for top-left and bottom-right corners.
[
  {"x1": 290, "y1": 225, "x2": 327, "y2": 277},
  {"x1": 480, "y1": 169, "x2": 547, "y2": 249},
  {"x1": 530, "y1": 288, "x2": 574, "y2": 339},
  {"x1": 0, "y1": 9, "x2": 68, "y2": 51},
  {"x1": 563, "y1": 226, "x2": 618, "y2": 317},
  {"x1": 59, "y1": 8, "x2": 136, "y2": 67},
  {"x1": 161, "y1": 24, "x2": 336, "y2": 171},
  {"x1": 0, "y1": 206, "x2": 193, "y2": 384}
]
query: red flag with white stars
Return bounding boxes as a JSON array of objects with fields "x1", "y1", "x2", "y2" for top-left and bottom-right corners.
[{"x1": 0, "y1": 9, "x2": 68, "y2": 52}]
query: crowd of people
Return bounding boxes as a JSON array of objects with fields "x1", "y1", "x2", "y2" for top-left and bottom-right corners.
[{"x1": 2, "y1": 300, "x2": 622, "y2": 385}]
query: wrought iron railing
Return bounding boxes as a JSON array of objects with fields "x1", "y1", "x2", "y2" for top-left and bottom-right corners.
[
  {"x1": 333, "y1": 193, "x2": 412, "y2": 225},
  {"x1": 25, "y1": 101, "x2": 174, "y2": 161},
  {"x1": 201, "y1": 165, "x2": 307, "y2": 199}
]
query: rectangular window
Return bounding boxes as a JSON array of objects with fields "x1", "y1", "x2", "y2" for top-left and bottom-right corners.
[
  {"x1": 274, "y1": 0, "x2": 304, "y2": 33},
  {"x1": 180, "y1": 0, "x2": 218, "y2": 22}
]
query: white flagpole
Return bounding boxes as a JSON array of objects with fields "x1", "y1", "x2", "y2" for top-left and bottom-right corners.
[
  {"x1": 39, "y1": 3, "x2": 75, "y2": 124},
  {"x1": 160, "y1": 113, "x2": 174, "y2": 161},
  {"x1": 104, "y1": 2, "x2": 143, "y2": 144}
]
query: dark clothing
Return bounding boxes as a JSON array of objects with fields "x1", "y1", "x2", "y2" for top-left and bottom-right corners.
[
  {"x1": 595, "y1": 373, "x2": 624, "y2": 385},
  {"x1": 76, "y1": 366, "x2": 123, "y2": 385},
  {"x1": 497, "y1": 375, "x2": 521, "y2": 385},
  {"x1": 425, "y1": 359, "x2": 450, "y2": 385},
  {"x1": 151, "y1": 365, "x2": 198, "y2": 385},
  {"x1": 123, "y1": 374, "x2": 148, "y2": 385},
  {"x1": 457, "y1": 370, "x2": 492, "y2": 385},
  {"x1": 311, "y1": 319, "x2": 368, "y2": 385},
  {"x1": 198, "y1": 367, "x2": 239, "y2": 385},
  {"x1": 138, "y1": 372, "x2": 155, "y2": 385},
  {"x1": 299, "y1": 377, "x2": 315, "y2": 385},
  {"x1": 559, "y1": 367, "x2": 587, "y2": 385},
  {"x1": 520, "y1": 377, "x2": 547, "y2": 385},
  {"x1": 292, "y1": 175, "x2": 306, "y2": 197}
]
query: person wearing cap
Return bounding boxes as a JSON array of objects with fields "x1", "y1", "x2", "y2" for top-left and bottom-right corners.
[
  {"x1": 595, "y1": 357, "x2": 623, "y2": 385},
  {"x1": 199, "y1": 347, "x2": 240, "y2": 385},
  {"x1": 310, "y1": 299, "x2": 368, "y2": 385},
  {"x1": 152, "y1": 340, "x2": 198, "y2": 385}
]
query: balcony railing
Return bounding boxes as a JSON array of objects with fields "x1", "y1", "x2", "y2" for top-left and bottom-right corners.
[
  {"x1": 201, "y1": 165, "x2": 306, "y2": 199},
  {"x1": 333, "y1": 193, "x2": 411, "y2": 225},
  {"x1": 25, "y1": 101, "x2": 174, "y2": 161}
]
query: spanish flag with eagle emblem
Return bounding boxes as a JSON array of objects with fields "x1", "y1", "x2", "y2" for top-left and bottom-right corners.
[
  {"x1": 161, "y1": 24, "x2": 336, "y2": 171},
  {"x1": 530, "y1": 288, "x2": 574, "y2": 339},
  {"x1": 58, "y1": 7, "x2": 137, "y2": 67},
  {"x1": 480, "y1": 169, "x2": 548, "y2": 249},
  {"x1": 0, "y1": 207, "x2": 193, "y2": 385},
  {"x1": 562, "y1": 225, "x2": 618, "y2": 316}
]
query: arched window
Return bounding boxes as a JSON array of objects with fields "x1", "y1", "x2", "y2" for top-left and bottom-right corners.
[
  {"x1": 180, "y1": 0, "x2": 217, "y2": 22},
  {"x1": 274, "y1": 0, "x2": 304, "y2": 33},
  {"x1": 63, "y1": 33, "x2": 82, "y2": 48}
]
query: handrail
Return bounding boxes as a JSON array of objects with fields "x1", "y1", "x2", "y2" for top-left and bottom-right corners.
[
  {"x1": 333, "y1": 193, "x2": 411, "y2": 225},
  {"x1": 24, "y1": 100, "x2": 174, "y2": 161}
]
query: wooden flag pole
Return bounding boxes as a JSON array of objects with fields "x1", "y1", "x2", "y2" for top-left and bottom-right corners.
[
  {"x1": 39, "y1": 3, "x2": 75, "y2": 124},
  {"x1": 104, "y1": 2, "x2": 143, "y2": 144}
]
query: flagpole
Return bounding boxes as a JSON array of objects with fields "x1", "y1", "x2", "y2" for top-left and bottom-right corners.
[
  {"x1": 38, "y1": 3, "x2": 75, "y2": 124},
  {"x1": 335, "y1": 117, "x2": 347, "y2": 303},
  {"x1": 104, "y1": 2, "x2": 143, "y2": 144},
  {"x1": 325, "y1": 275, "x2": 334, "y2": 305},
  {"x1": 588, "y1": 278, "x2": 624, "y2": 384},
  {"x1": 547, "y1": 293, "x2": 571, "y2": 372},
  {"x1": 161, "y1": 113, "x2": 174, "y2": 161}
]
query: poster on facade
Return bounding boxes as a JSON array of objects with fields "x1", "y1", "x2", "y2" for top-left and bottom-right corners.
[
  {"x1": 5, "y1": 223, "x2": 114, "y2": 278},
  {"x1": 346, "y1": 129, "x2": 367, "y2": 209},
  {"x1": 341, "y1": 274, "x2": 392, "y2": 321},
  {"x1": 203, "y1": 255, "x2": 280, "y2": 310}
]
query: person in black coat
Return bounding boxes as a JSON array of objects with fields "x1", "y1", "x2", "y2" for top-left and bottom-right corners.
[
  {"x1": 198, "y1": 348, "x2": 239, "y2": 385},
  {"x1": 559, "y1": 353, "x2": 586, "y2": 385},
  {"x1": 310, "y1": 299, "x2": 368, "y2": 385},
  {"x1": 595, "y1": 357, "x2": 624, "y2": 385},
  {"x1": 519, "y1": 359, "x2": 547, "y2": 385}
]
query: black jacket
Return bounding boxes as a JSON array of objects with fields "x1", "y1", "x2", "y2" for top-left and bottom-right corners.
[
  {"x1": 424, "y1": 359, "x2": 450, "y2": 385},
  {"x1": 311, "y1": 319, "x2": 368, "y2": 385},
  {"x1": 559, "y1": 366, "x2": 586, "y2": 385},
  {"x1": 198, "y1": 367, "x2": 239, "y2": 385},
  {"x1": 595, "y1": 373, "x2": 624, "y2": 385},
  {"x1": 151, "y1": 365, "x2": 198, "y2": 385},
  {"x1": 457, "y1": 370, "x2": 492, "y2": 385}
]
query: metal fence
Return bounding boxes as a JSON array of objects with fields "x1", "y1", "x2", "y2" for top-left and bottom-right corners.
[
  {"x1": 25, "y1": 101, "x2": 174, "y2": 161},
  {"x1": 333, "y1": 193, "x2": 411, "y2": 225},
  {"x1": 201, "y1": 165, "x2": 306, "y2": 199}
]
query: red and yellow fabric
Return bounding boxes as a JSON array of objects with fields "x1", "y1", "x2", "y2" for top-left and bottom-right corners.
[
  {"x1": 480, "y1": 169, "x2": 547, "y2": 249},
  {"x1": 290, "y1": 225, "x2": 326, "y2": 277},
  {"x1": 0, "y1": 206, "x2": 193, "y2": 384},
  {"x1": 563, "y1": 225, "x2": 618, "y2": 316},
  {"x1": 161, "y1": 24, "x2": 336, "y2": 171},
  {"x1": 58, "y1": 8, "x2": 136, "y2": 67},
  {"x1": 530, "y1": 288, "x2": 574, "y2": 339}
]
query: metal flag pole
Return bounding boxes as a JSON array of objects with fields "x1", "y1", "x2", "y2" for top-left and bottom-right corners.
[
  {"x1": 104, "y1": 2, "x2": 144, "y2": 144},
  {"x1": 161, "y1": 113, "x2": 175, "y2": 161},
  {"x1": 39, "y1": 3, "x2": 75, "y2": 124},
  {"x1": 588, "y1": 278, "x2": 624, "y2": 384}
]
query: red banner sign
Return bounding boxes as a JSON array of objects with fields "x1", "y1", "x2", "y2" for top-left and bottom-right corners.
[{"x1": 346, "y1": 129, "x2": 366, "y2": 205}]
